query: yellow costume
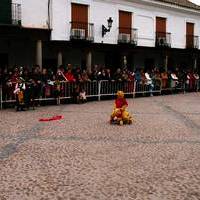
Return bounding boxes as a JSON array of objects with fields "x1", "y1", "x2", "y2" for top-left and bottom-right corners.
[{"x1": 110, "y1": 91, "x2": 133, "y2": 125}]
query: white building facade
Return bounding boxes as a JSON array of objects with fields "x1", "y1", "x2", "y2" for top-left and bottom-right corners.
[{"x1": 0, "y1": 0, "x2": 200, "y2": 71}]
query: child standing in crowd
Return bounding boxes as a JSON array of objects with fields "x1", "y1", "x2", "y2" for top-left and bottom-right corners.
[
  {"x1": 161, "y1": 70, "x2": 169, "y2": 89},
  {"x1": 170, "y1": 71, "x2": 179, "y2": 88},
  {"x1": 14, "y1": 77, "x2": 26, "y2": 111},
  {"x1": 79, "y1": 86, "x2": 87, "y2": 103},
  {"x1": 145, "y1": 70, "x2": 154, "y2": 96},
  {"x1": 194, "y1": 71, "x2": 200, "y2": 91},
  {"x1": 72, "y1": 84, "x2": 87, "y2": 104},
  {"x1": 72, "y1": 84, "x2": 80, "y2": 104}
]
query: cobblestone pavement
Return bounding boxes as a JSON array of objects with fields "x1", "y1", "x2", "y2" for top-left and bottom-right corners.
[{"x1": 0, "y1": 93, "x2": 200, "y2": 200}]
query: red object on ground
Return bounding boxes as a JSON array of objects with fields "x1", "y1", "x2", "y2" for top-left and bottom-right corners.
[{"x1": 39, "y1": 115, "x2": 63, "y2": 122}]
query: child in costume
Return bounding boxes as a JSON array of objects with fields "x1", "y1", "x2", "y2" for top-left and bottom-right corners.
[
  {"x1": 54, "y1": 79, "x2": 61, "y2": 105},
  {"x1": 14, "y1": 77, "x2": 26, "y2": 111},
  {"x1": 110, "y1": 91, "x2": 133, "y2": 125},
  {"x1": 53, "y1": 69, "x2": 66, "y2": 105}
]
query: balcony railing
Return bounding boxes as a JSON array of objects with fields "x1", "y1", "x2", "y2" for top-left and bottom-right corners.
[
  {"x1": 70, "y1": 22, "x2": 94, "y2": 42},
  {"x1": 118, "y1": 28, "x2": 138, "y2": 45},
  {"x1": 186, "y1": 35, "x2": 199, "y2": 49},
  {"x1": 12, "y1": 3, "x2": 21, "y2": 25},
  {"x1": 155, "y1": 32, "x2": 171, "y2": 47}
]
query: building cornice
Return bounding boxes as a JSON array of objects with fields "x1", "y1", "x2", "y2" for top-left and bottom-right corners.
[{"x1": 95, "y1": 0, "x2": 200, "y2": 15}]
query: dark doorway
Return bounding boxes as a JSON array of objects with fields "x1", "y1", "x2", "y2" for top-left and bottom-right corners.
[
  {"x1": 105, "y1": 52, "x2": 120, "y2": 72},
  {"x1": 81, "y1": 58, "x2": 86, "y2": 70},
  {"x1": 43, "y1": 58, "x2": 57, "y2": 73},
  {"x1": 126, "y1": 54, "x2": 133, "y2": 70},
  {"x1": 167, "y1": 56, "x2": 175, "y2": 70},
  {"x1": 0, "y1": 53, "x2": 8, "y2": 69},
  {"x1": 144, "y1": 58, "x2": 154, "y2": 70}
]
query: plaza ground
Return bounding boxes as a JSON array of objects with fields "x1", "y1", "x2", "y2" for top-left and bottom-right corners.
[{"x1": 0, "y1": 93, "x2": 200, "y2": 200}]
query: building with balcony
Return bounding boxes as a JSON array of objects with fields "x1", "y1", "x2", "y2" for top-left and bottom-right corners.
[
  {"x1": 0, "y1": 0, "x2": 200, "y2": 72},
  {"x1": 0, "y1": 0, "x2": 50, "y2": 68}
]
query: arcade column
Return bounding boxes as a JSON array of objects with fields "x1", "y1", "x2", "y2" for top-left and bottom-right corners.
[
  {"x1": 58, "y1": 51, "x2": 63, "y2": 67},
  {"x1": 86, "y1": 50, "x2": 92, "y2": 72},
  {"x1": 36, "y1": 40, "x2": 42, "y2": 69}
]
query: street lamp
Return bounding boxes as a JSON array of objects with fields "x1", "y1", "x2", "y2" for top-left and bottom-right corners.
[{"x1": 102, "y1": 17, "x2": 113, "y2": 37}]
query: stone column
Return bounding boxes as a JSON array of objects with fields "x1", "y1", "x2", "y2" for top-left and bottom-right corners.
[
  {"x1": 194, "y1": 56, "x2": 197, "y2": 70},
  {"x1": 86, "y1": 51, "x2": 92, "y2": 72},
  {"x1": 194, "y1": 58, "x2": 197, "y2": 70},
  {"x1": 123, "y1": 55, "x2": 127, "y2": 69},
  {"x1": 36, "y1": 40, "x2": 42, "y2": 69},
  {"x1": 164, "y1": 54, "x2": 168, "y2": 72},
  {"x1": 58, "y1": 51, "x2": 63, "y2": 67}
]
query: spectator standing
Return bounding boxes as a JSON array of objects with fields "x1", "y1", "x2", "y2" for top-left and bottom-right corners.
[
  {"x1": 114, "y1": 68, "x2": 122, "y2": 81},
  {"x1": 82, "y1": 70, "x2": 91, "y2": 82},
  {"x1": 106, "y1": 68, "x2": 112, "y2": 81},
  {"x1": 65, "y1": 69, "x2": 76, "y2": 82},
  {"x1": 161, "y1": 70, "x2": 168, "y2": 89}
]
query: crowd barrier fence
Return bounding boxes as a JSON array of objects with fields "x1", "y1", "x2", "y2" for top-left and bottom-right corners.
[{"x1": 0, "y1": 79, "x2": 199, "y2": 109}]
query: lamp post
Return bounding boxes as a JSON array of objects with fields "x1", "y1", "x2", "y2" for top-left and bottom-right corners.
[{"x1": 102, "y1": 17, "x2": 113, "y2": 37}]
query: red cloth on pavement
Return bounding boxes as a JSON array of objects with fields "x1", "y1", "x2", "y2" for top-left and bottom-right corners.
[{"x1": 39, "y1": 115, "x2": 63, "y2": 122}]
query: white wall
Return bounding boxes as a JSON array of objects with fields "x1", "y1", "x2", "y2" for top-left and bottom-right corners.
[
  {"x1": 18, "y1": 0, "x2": 49, "y2": 29},
  {"x1": 23, "y1": 0, "x2": 200, "y2": 49},
  {"x1": 51, "y1": 0, "x2": 70, "y2": 41}
]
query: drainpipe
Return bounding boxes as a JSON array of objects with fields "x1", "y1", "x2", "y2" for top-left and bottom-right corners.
[{"x1": 47, "y1": 0, "x2": 51, "y2": 30}]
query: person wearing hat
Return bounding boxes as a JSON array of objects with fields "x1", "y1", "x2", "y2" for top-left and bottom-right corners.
[{"x1": 110, "y1": 91, "x2": 133, "y2": 125}]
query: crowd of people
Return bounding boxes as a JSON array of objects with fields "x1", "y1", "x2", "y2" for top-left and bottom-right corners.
[{"x1": 0, "y1": 64, "x2": 199, "y2": 110}]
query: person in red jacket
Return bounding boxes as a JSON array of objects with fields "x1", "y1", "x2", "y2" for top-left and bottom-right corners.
[{"x1": 65, "y1": 69, "x2": 76, "y2": 82}]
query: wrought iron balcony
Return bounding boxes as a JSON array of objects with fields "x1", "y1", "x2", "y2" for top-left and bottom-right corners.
[
  {"x1": 155, "y1": 32, "x2": 171, "y2": 47},
  {"x1": 70, "y1": 22, "x2": 94, "y2": 42},
  {"x1": 118, "y1": 28, "x2": 138, "y2": 45},
  {"x1": 12, "y1": 3, "x2": 21, "y2": 25},
  {"x1": 0, "y1": 3, "x2": 21, "y2": 25},
  {"x1": 186, "y1": 35, "x2": 199, "y2": 49}
]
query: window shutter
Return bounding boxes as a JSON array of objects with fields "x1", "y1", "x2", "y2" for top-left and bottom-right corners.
[
  {"x1": 156, "y1": 17, "x2": 166, "y2": 33},
  {"x1": 119, "y1": 11, "x2": 132, "y2": 34}
]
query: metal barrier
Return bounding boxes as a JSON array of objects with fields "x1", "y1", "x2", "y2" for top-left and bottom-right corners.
[
  {"x1": 198, "y1": 80, "x2": 200, "y2": 91},
  {"x1": 161, "y1": 79, "x2": 200, "y2": 93},
  {"x1": 0, "y1": 79, "x2": 200, "y2": 109},
  {"x1": 161, "y1": 80, "x2": 185, "y2": 93},
  {"x1": 134, "y1": 79, "x2": 162, "y2": 96},
  {"x1": 0, "y1": 80, "x2": 135, "y2": 108},
  {"x1": 99, "y1": 80, "x2": 135, "y2": 100},
  {"x1": 0, "y1": 86, "x2": 2, "y2": 110}
]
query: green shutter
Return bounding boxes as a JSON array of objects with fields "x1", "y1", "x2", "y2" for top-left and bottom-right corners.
[{"x1": 0, "y1": 0, "x2": 12, "y2": 24}]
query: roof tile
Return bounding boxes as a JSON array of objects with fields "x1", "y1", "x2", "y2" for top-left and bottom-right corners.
[{"x1": 154, "y1": 0, "x2": 200, "y2": 11}]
